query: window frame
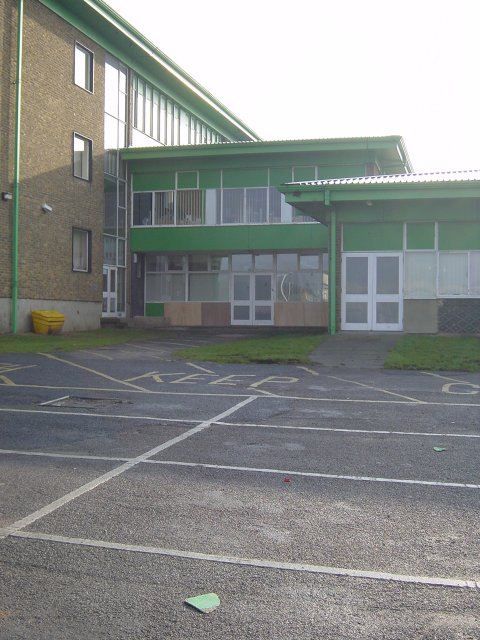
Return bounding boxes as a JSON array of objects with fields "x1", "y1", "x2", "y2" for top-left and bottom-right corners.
[
  {"x1": 72, "y1": 227, "x2": 92, "y2": 273},
  {"x1": 74, "y1": 42, "x2": 94, "y2": 94},
  {"x1": 73, "y1": 132, "x2": 93, "y2": 182}
]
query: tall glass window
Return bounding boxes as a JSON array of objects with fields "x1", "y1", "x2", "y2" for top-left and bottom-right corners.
[{"x1": 103, "y1": 55, "x2": 128, "y2": 317}]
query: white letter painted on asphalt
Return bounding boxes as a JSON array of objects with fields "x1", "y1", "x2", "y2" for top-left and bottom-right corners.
[{"x1": 442, "y1": 382, "x2": 480, "y2": 395}]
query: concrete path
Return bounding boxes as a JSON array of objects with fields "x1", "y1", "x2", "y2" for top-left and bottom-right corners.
[{"x1": 310, "y1": 333, "x2": 401, "y2": 368}]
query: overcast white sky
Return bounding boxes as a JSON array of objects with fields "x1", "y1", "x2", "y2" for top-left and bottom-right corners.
[{"x1": 107, "y1": 0, "x2": 480, "y2": 172}]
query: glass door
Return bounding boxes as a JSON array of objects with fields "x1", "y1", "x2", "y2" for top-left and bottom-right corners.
[
  {"x1": 231, "y1": 274, "x2": 251, "y2": 325},
  {"x1": 341, "y1": 254, "x2": 371, "y2": 330},
  {"x1": 253, "y1": 274, "x2": 273, "y2": 325},
  {"x1": 341, "y1": 253, "x2": 403, "y2": 331},
  {"x1": 231, "y1": 273, "x2": 274, "y2": 325},
  {"x1": 373, "y1": 254, "x2": 402, "y2": 331},
  {"x1": 102, "y1": 266, "x2": 117, "y2": 317}
]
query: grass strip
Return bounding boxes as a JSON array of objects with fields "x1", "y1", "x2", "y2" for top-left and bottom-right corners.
[
  {"x1": 0, "y1": 328, "x2": 158, "y2": 354},
  {"x1": 176, "y1": 332, "x2": 325, "y2": 364},
  {"x1": 385, "y1": 335, "x2": 480, "y2": 372}
]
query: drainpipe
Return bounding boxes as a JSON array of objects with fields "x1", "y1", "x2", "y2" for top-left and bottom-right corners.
[
  {"x1": 11, "y1": 0, "x2": 24, "y2": 333},
  {"x1": 328, "y1": 209, "x2": 336, "y2": 335}
]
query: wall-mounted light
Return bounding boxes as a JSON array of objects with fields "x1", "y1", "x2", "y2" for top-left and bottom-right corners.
[
  {"x1": 365, "y1": 200, "x2": 373, "y2": 207},
  {"x1": 41, "y1": 203, "x2": 53, "y2": 213},
  {"x1": 1, "y1": 192, "x2": 12, "y2": 201}
]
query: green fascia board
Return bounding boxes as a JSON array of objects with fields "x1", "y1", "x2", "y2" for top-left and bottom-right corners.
[
  {"x1": 37, "y1": 0, "x2": 257, "y2": 141},
  {"x1": 343, "y1": 223, "x2": 403, "y2": 251},
  {"x1": 438, "y1": 222, "x2": 480, "y2": 250},
  {"x1": 130, "y1": 224, "x2": 328, "y2": 253},
  {"x1": 406, "y1": 222, "x2": 435, "y2": 249},
  {"x1": 282, "y1": 183, "x2": 480, "y2": 208},
  {"x1": 121, "y1": 136, "x2": 408, "y2": 163}
]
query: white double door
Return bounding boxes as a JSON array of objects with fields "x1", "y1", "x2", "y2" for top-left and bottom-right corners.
[
  {"x1": 231, "y1": 273, "x2": 274, "y2": 325},
  {"x1": 341, "y1": 253, "x2": 403, "y2": 331}
]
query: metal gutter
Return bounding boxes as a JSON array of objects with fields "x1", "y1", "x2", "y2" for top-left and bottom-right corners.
[{"x1": 11, "y1": 0, "x2": 23, "y2": 334}]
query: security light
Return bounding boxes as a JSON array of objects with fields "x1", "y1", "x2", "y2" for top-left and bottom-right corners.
[
  {"x1": 41, "y1": 203, "x2": 53, "y2": 213},
  {"x1": 1, "y1": 192, "x2": 12, "y2": 201}
]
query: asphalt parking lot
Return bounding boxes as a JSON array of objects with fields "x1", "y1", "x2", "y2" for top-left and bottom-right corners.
[{"x1": 0, "y1": 333, "x2": 479, "y2": 639}]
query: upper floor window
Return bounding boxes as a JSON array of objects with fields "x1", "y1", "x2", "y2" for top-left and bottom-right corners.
[
  {"x1": 73, "y1": 133, "x2": 92, "y2": 181},
  {"x1": 74, "y1": 43, "x2": 94, "y2": 92},
  {"x1": 72, "y1": 228, "x2": 91, "y2": 272}
]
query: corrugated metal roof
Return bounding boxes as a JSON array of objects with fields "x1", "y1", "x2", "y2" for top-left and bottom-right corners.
[
  {"x1": 288, "y1": 169, "x2": 480, "y2": 187},
  {"x1": 123, "y1": 135, "x2": 406, "y2": 153}
]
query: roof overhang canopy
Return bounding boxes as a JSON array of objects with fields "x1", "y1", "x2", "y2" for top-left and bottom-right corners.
[
  {"x1": 121, "y1": 136, "x2": 411, "y2": 170},
  {"x1": 280, "y1": 172, "x2": 480, "y2": 223}
]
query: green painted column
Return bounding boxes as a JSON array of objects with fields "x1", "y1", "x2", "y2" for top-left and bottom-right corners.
[
  {"x1": 11, "y1": 0, "x2": 24, "y2": 333},
  {"x1": 328, "y1": 210, "x2": 336, "y2": 335}
]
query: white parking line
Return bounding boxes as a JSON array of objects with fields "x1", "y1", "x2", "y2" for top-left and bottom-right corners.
[
  {"x1": 39, "y1": 353, "x2": 148, "y2": 392},
  {"x1": 328, "y1": 375, "x2": 424, "y2": 403},
  {"x1": 0, "y1": 449, "x2": 127, "y2": 462},
  {"x1": 215, "y1": 420, "x2": 480, "y2": 439},
  {"x1": 186, "y1": 362, "x2": 216, "y2": 374},
  {"x1": 0, "y1": 406, "x2": 201, "y2": 423},
  {"x1": 0, "y1": 396, "x2": 257, "y2": 539},
  {"x1": 39, "y1": 395, "x2": 70, "y2": 406},
  {"x1": 3, "y1": 381, "x2": 480, "y2": 406},
  {"x1": 422, "y1": 371, "x2": 480, "y2": 385},
  {"x1": 297, "y1": 366, "x2": 319, "y2": 376},
  {"x1": 146, "y1": 459, "x2": 480, "y2": 490},
  {"x1": 10, "y1": 530, "x2": 479, "y2": 591}
]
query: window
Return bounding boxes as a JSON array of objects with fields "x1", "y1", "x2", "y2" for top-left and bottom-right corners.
[
  {"x1": 74, "y1": 43, "x2": 93, "y2": 92},
  {"x1": 73, "y1": 134, "x2": 92, "y2": 181},
  {"x1": 439, "y1": 253, "x2": 469, "y2": 296},
  {"x1": 72, "y1": 228, "x2": 90, "y2": 272},
  {"x1": 404, "y1": 252, "x2": 436, "y2": 298}
]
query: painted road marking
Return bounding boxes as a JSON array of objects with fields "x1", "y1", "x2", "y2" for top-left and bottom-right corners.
[
  {"x1": 146, "y1": 459, "x2": 480, "y2": 490},
  {"x1": 0, "y1": 375, "x2": 15, "y2": 385},
  {"x1": 186, "y1": 362, "x2": 216, "y2": 374},
  {"x1": 421, "y1": 372, "x2": 480, "y2": 396},
  {"x1": 250, "y1": 376, "x2": 299, "y2": 388},
  {"x1": 328, "y1": 375, "x2": 424, "y2": 403},
  {"x1": 442, "y1": 383, "x2": 480, "y2": 395},
  {"x1": 0, "y1": 396, "x2": 257, "y2": 539},
  {"x1": 0, "y1": 407, "x2": 201, "y2": 423},
  {"x1": 39, "y1": 353, "x2": 148, "y2": 392},
  {"x1": 39, "y1": 395, "x2": 70, "y2": 406},
  {"x1": 297, "y1": 366, "x2": 320, "y2": 376},
  {"x1": 0, "y1": 363, "x2": 37, "y2": 374},
  {"x1": 215, "y1": 420, "x2": 480, "y2": 439},
  {"x1": 2, "y1": 381, "x2": 480, "y2": 406},
  {"x1": 0, "y1": 449, "x2": 127, "y2": 462},
  {"x1": 81, "y1": 350, "x2": 114, "y2": 361},
  {"x1": 11, "y1": 530, "x2": 479, "y2": 591}
]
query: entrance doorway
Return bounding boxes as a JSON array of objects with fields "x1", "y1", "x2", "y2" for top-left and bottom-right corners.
[
  {"x1": 102, "y1": 266, "x2": 117, "y2": 317},
  {"x1": 341, "y1": 253, "x2": 403, "y2": 331},
  {"x1": 231, "y1": 273, "x2": 274, "y2": 325}
]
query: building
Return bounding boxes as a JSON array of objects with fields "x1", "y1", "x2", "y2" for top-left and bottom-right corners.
[{"x1": 1, "y1": 0, "x2": 479, "y2": 335}]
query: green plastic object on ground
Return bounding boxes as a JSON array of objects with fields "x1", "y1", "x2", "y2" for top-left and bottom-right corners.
[
  {"x1": 185, "y1": 593, "x2": 220, "y2": 614},
  {"x1": 433, "y1": 447, "x2": 447, "y2": 452}
]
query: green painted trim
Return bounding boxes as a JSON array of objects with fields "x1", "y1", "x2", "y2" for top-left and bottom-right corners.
[
  {"x1": 222, "y1": 167, "x2": 268, "y2": 188},
  {"x1": 438, "y1": 222, "x2": 480, "y2": 250},
  {"x1": 11, "y1": 0, "x2": 23, "y2": 334},
  {"x1": 145, "y1": 303, "x2": 165, "y2": 317},
  {"x1": 121, "y1": 136, "x2": 408, "y2": 163},
  {"x1": 133, "y1": 172, "x2": 175, "y2": 191},
  {"x1": 130, "y1": 224, "x2": 328, "y2": 253},
  {"x1": 199, "y1": 170, "x2": 221, "y2": 189},
  {"x1": 283, "y1": 183, "x2": 480, "y2": 206},
  {"x1": 343, "y1": 223, "x2": 403, "y2": 251},
  {"x1": 293, "y1": 166, "x2": 316, "y2": 181},
  {"x1": 328, "y1": 212, "x2": 336, "y2": 335},
  {"x1": 406, "y1": 222, "x2": 435, "y2": 250},
  {"x1": 177, "y1": 171, "x2": 198, "y2": 189}
]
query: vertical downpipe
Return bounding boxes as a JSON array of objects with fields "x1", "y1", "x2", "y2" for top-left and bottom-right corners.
[
  {"x1": 328, "y1": 210, "x2": 337, "y2": 335},
  {"x1": 11, "y1": 0, "x2": 24, "y2": 333}
]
